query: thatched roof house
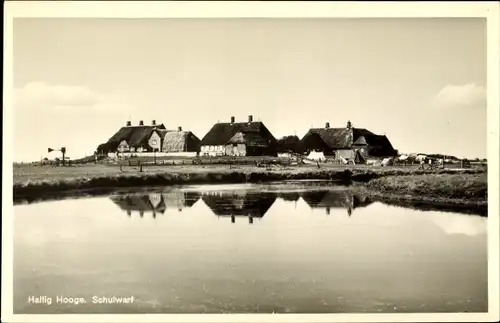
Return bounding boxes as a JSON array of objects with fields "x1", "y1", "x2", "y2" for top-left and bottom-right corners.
[
  {"x1": 161, "y1": 127, "x2": 201, "y2": 153},
  {"x1": 200, "y1": 115, "x2": 278, "y2": 156},
  {"x1": 298, "y1": 121, "x2": 397, "y2": 161},
  {"x1": 97, "y1": 120, "x2": 166, "y2": 154}
]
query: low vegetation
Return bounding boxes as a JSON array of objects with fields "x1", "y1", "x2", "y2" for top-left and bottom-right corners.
[
  {"x1": 13, "y1": 163, "x2": 487, "y2": 209},
  {"x1": 359, "y1": 173, "x2": 488, "y2": 211},
  {"x1": 364, "y1": 173, "x2": 487, "y2": 199}
]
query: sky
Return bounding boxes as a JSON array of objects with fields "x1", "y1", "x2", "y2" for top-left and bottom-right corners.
[{"x1": 12, "y1": 18, "x2": 487, "y2": 162}]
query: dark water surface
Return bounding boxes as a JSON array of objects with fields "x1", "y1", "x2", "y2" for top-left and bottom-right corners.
[{"x1": 14, "y1": 182, "x2": 488, "y2": 314}]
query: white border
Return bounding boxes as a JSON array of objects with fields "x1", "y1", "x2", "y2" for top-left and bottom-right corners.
[{"x1": 3, "y1": 1, "x2": 499, "y2": 322}]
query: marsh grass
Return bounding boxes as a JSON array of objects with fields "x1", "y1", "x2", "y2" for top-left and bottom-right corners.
[
  {"x1": 13, "y1": 163, "x2": 486, "y2": 205},
  {"x1": 365, "y1": 173, "x2": 487, "y2": 200}
]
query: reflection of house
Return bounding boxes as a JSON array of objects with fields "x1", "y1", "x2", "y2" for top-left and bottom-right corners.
[
  {"x1": 199, "y1": 115, "x2": 278, "y2": 157},
  {"x1": 277, "y1": 192, "x2": 301, "y2": 202},
  {"x1": 298, "y1": 121, "x2": 397, "y2": 163},
  {"x1": 97, "y1": 120, "x2": 167, "y2": 154},
  {"x1": 300, "y1": 190, "x2": 373, "y2": 216},
  {"x1": 201, "y1": 191, "x2": 276, "y2": 223},
  {"x1": 110, "y1": 191, "x2": 201, "y2": 217},
  {"x1": 162, "y1": 191, "x2": 201, "y2": 211}
]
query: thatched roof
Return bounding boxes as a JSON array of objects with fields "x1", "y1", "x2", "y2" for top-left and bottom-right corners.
[
  {"x1": 153, "y1": 129, "x2": 169, "y2": 139},
  {"x1": 308, "y1": 127, "x2": 375, "y2": 149},
  {"x1": 200, "y1": 121, "x2": 277, "y2": 147},
  {"x1": 227, "y1": 131, "x2": 269, "y2": 147},
  {"x1": 101, "y1": 124, "x2": 167, "y2": 152},
  {"x1": 201, "y1": 192, "x2": 276, "y2": 218},
  {"x1": 162, "y1": 131, "x2": 201, "y2": 153},
  {"x1": 299, "y1": 126, "x2": 397, "y2": 156}
]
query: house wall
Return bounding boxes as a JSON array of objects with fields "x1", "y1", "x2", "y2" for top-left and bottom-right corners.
[
  {"x1": 352, "y1": 145, "x2": 369, "y2": 159},
  {"x1": 225, "y1": 144, "x2": 246, "y2": 156},
  {"x1": 110, "y1": 152, "x2": 197, "y2": 158},
  {"x1": 335, "y1": 149, "x2": 355, "y2": 160},
  {"x1": 246, "y1": 146, "x2": 268, "y2": 156},
  {"x1": 200, "y1": 145, "x2": 225, "y2": 156},
  {"x1": 148, "y1": 131, "x2": 162, "y2": 151},
  {"x1": 149, "y1": 193, "x2": 163, "y2": 209},
  {"x1": 118, "y1": 140, "x2": 129, "y2": 152}
]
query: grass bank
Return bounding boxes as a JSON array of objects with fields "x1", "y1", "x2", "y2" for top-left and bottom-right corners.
[
  {"x1": 13, "y1": 164, "x2": 486, "y2": 205},
  {"x1": 358, "y1": 173, "x2": 487, "y2": 213}
]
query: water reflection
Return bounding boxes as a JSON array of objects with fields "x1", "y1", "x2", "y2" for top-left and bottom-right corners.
[
  {"x1": 110, "y1": 191, "x2": 201, "y2": 218},
  {"x1": 14, "y1": 183, "x2": 488, "y2": 314},
  {"x1": 276, "y1": 192, "x2": 301, "y2": 202},
  {"x1": 300, "y1": 190, "x2": 373, "y2": 216},
  {"x1": 201, "y1": 191, "x2": 277, "y2": 224},
  {"x1": 109, "y1": 188, "x2": 375, "y2": 223}
]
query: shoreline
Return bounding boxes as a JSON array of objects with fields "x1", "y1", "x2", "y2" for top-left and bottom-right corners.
[{"x1": 13, "y1": 167, "x2": 487, "y2": 214}]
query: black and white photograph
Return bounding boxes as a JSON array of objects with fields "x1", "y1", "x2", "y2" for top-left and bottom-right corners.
[{"x1": 2, "y1": 1, "x2": 499, "y2": 322}]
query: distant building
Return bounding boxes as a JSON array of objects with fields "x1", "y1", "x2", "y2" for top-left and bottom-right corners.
[
  {"x1": 199, "y1": 115, "x2": 278, "y2": 157},
  {"x1": 159, "y1": 126, "x2": 201, "y2": 153},
  {"x1": 97, "y1": 120, "x2": 166, "y2": 155},
  {"x1": 298, "y1": 120, "x2": 397, "y2": 162}
]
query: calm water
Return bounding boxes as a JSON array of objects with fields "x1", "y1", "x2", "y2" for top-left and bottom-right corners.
[{"x1": 14, "y1": 182, "x2": 488, "y2": 314}]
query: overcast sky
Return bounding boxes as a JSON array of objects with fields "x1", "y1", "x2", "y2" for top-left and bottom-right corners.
[{"x1": 13, "y1": 18, "x2": 486, "y2": 161}]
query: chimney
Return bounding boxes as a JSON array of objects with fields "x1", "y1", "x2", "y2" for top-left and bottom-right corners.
[
  {"x1": 248, "y1": 115, "x2": 253, "y2": 122},
  {"x1": 325, "y1": 122, "x2": 330, "y2": 129},
  {"x1": 346, "y1": 120, "x2": 352, "y2": 129},
  {"x1": 152, "y1": 120, "x2": 156, "y2": 125},
  {"x1": 139, "y1": 120, "x2": 144, "y2": 126},
  {"x1": 178, "y1": 126, "x2": 182, "y2": 131},
  {"x1": 231, "y1": 116, "x2": 235, "y2": 123},
  {"x1": 126, "y1": 121, "x2": 132, "y2": 126}
]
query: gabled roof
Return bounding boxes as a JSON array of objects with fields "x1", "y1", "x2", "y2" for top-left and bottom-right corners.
[
  {"x1": 152, "y1": 128, "x2": 169, "y2": 139},
  {"x1": 200, "y1": 121, "x2": 277, "y2": 146},
  {"x1": 307, "y1": 127, "x2": 375, "y2": 149},
  {"x1": 353, "y1": 134, "x2": 392, "y2": 146},
  {"x1": 106, "y1": 124, "x2": 167, "y2": 149},
  {"x1": 162, "y1": 131, "x2": 201, "y2": 152},
  {"x1": 227, "y1": 131, "x2": 269, "y2": 147}
]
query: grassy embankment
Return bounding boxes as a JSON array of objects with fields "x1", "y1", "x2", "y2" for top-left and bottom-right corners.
[
  {"x1": 357, "y1": 172, "x2": 487, "y2": 214},
  {"x1": 12, "y1": 162, "x2": 487, "y2": 209}
]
